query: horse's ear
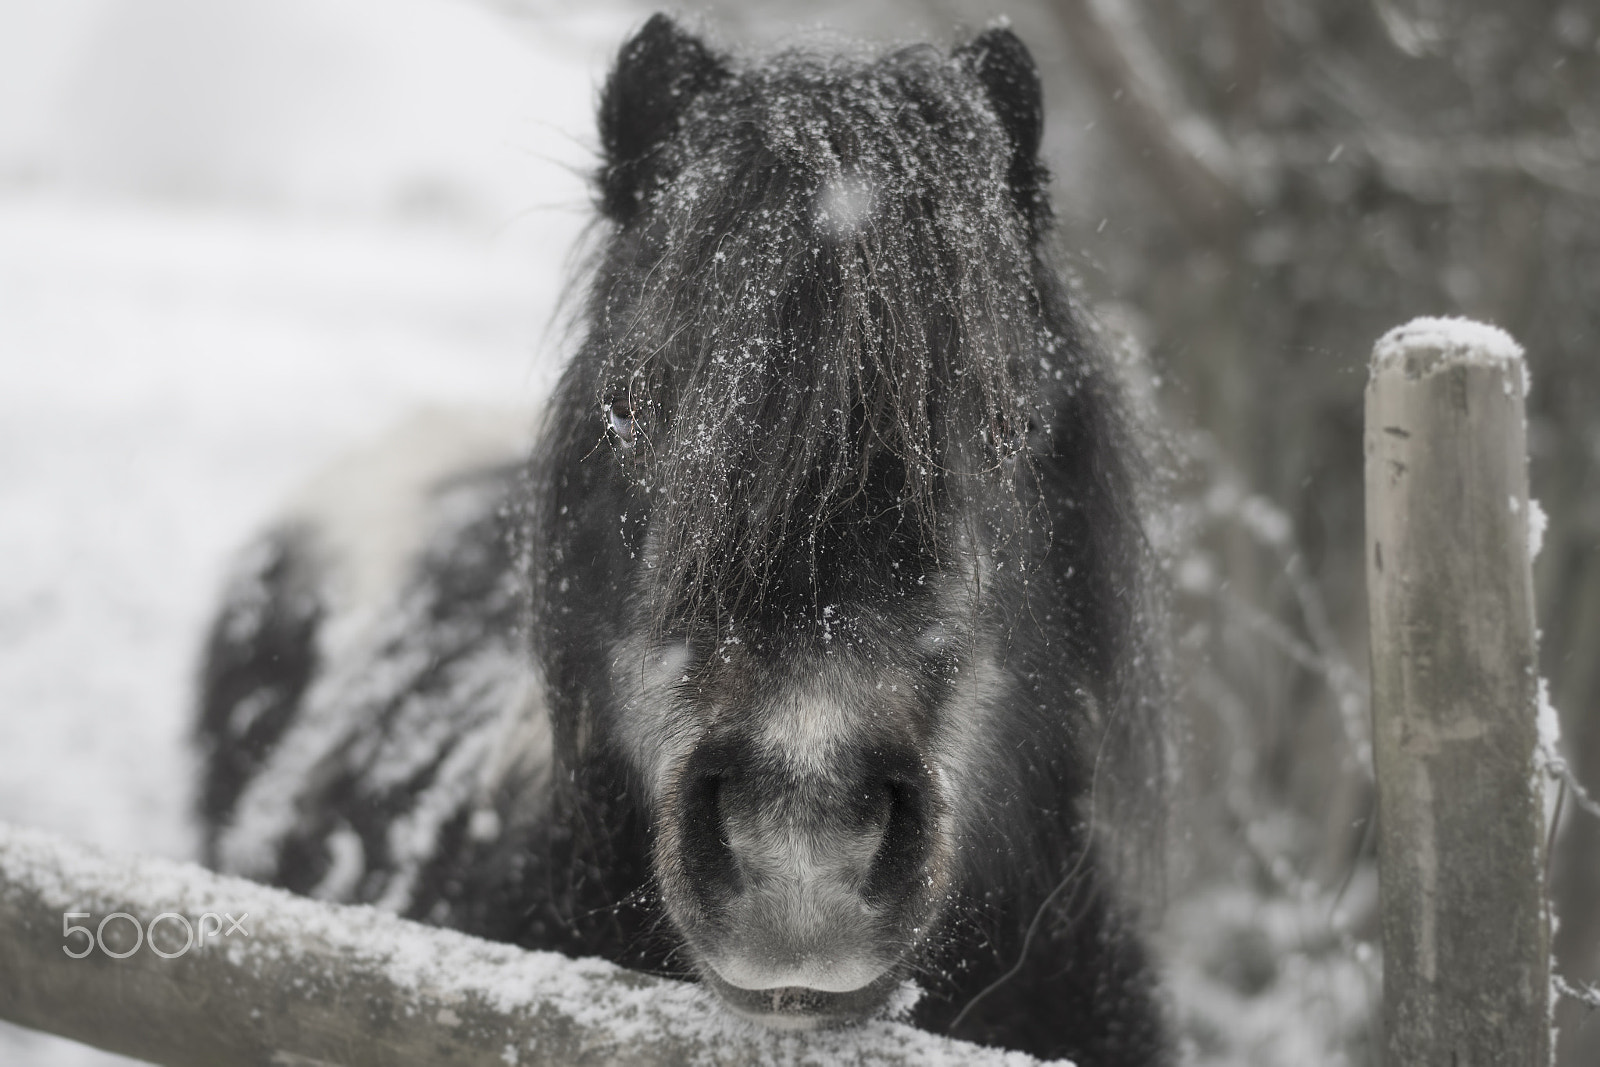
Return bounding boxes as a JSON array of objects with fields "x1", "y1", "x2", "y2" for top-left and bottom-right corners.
[
  {"x1": 598, "y1": 14, "x2": 729, "y2": 223},
  {"x1": 956, "y1": 27, "x2": 1049, "y2": 231}
]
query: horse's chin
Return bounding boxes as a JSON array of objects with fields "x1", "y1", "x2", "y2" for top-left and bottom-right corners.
[{"x1": 702, "y1": 969, "x2": 902, "y2": 1030}]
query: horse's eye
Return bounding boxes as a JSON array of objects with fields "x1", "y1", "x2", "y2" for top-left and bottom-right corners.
[{"x1": 605, "y1": 397, "x2": 637, "y2": 447}]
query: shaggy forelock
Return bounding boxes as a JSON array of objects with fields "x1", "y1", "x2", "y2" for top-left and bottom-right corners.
[{"x1": 591, "y1": 45, "x2": 1054, "y2": 626}]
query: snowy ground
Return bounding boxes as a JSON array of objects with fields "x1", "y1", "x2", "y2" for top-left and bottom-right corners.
[{"x1": 0, "y1": 2, "x2": 638, "y2": 1061}]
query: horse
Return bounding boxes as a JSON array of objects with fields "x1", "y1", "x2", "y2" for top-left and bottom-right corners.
[{"x1": 195, "y1": 16, "x2": 1170, "y2": 1063}]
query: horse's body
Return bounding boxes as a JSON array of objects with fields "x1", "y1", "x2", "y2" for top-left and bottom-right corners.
[{"x1": 197, "y1": 18, "x2": 1169, "y2": 1062}]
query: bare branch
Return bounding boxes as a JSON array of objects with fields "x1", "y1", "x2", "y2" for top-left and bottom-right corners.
[{"x1": 1555, "y1": 973, "x2": 1600, "y2": 1010}]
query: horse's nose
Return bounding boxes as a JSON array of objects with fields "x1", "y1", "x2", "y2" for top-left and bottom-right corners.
[
  {"x1": 673, "y1": 743, "x2": 936, "y2": 990},
  {"x1": 677, "y1": 762, "x2": 931, "y2": 899}
]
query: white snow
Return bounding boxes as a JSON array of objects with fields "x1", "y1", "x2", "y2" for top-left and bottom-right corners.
[
  {"x1": 1528, "y1": 496, "x2": 1549, "y2": 561},
  {"x1": 1538, "y1": 676, "x2": 1567, "y2": 846},
  {"x1": 1538, "y1": 678, "x2": 1563, "y2": 765},
  {"x1": 1513, "y1": 493, "x2": 1548, "y2": 561},
  {"x1": 1371, "y1": 315, "x2": 1525, "y2": 374}
]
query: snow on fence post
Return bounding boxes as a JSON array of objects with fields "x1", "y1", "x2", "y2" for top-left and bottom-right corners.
[
  {"x1": 1364, "y1": 318, "x2": 1551, "y2": 1065},
  {"x1": 0, "y1": 822, "x2": 1044, "y2": 1067}
]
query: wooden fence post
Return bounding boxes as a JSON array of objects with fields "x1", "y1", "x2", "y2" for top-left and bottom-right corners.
[{"x1": 1365, "y1": 317, "x2": 1551, "y2": 1065}]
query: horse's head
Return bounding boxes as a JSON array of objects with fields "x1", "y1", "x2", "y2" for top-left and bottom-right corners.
[{"x1": 537, "y1": 15, "x2": 1086, "y2": 1028}]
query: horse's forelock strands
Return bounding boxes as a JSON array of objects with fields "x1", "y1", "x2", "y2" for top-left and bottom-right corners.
[
  {"x1": 586, "y1": 48, "x2": 1051, "y2": 631},
  {"x1": 198, "y1": 16, "x2": 1170, "y2": 1065}
]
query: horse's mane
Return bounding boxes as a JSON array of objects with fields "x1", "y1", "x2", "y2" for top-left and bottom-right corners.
[{"x1": 584, "y1": 44, "x2": 1061, "y2": 627}]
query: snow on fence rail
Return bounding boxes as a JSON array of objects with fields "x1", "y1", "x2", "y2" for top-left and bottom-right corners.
[
  {"x1": 1365, "y1": 317, "x2": 1551, "y2": 1063},
  {"x1": 0, "y1": 822, "x2": 1050, "y2": 1067}
]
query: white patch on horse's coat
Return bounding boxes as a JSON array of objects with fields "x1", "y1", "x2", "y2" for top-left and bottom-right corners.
[
  {"x1": 217, "y1": 621, "x2": 544, "y2": 905},
  {"x1": 610, "y1": 530, "x2": 693, "y2": 801},
  {"x1": 933, "y1": 652, "x2": 1009, "y2": 838},
  {"x1": 286, "y1": 406, "x2": 535, "y2": 618},
  {"x1": 909, "y1": 551, "x2": 1011, "y2": 835},
  {"x1": 214, "y1": 407, "x2": 546, "y2": 904},
  {"x1": 815, "y1": 175, "x2": 876, "y2": 237},
  {"x1": 309, "y1": 823, "x2": 365, "y2": 902},
  {"x1": 610, "y1": 637, "x2": 698, "y2": 802},
  {"x1": 478, "y1": 678, "x2": 555, "y2": 802},
  {"x1": 372, "y1": 652, "x2": 547, "y2": 912},
  {"x1": 756, "y1": 677, "x2": 863, "y2": 776},
  {"x1": 917, "y1": 619, "x2": 957, "y2": 653},
  {"x1": 227, "y1": 688, "x2": 278, "y2": 738},
  {"x1": 467, "y1": 808, "x2": 502, "y2": 843}
]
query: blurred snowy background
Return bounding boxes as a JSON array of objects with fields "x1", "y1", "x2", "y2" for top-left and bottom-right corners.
[
  {"x1": 2, "y1": 1, "x2": 1597, "y2": 1064},
  {"x1": 0, "y1": 1, "x2": 627, "y2": 1062}
]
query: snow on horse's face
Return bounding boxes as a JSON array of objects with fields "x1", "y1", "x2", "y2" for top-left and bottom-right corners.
[{"x1": 544, "y1": 17, "x2": 1057, "y2": 1027}]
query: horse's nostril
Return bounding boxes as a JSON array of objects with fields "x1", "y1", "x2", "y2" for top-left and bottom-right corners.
[
  {"x1": 680, "y1": 772, "x2": 740, "y2": 895},
  {"x1": 865, "y1": 778, "x2": 931, "y2": 905}
]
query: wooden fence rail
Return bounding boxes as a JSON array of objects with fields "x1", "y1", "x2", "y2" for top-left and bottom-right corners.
[
  {"x1": 0, "y1": 821, "x2": 1045, "y2": 1066},
  {"x1": 1365, "y1": 317, "x2": 1551, "y2": 1065}
]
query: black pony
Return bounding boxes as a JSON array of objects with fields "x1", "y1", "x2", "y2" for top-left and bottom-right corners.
[{"x1": 196, "y1": 17, "x2": 1169, "y2": 1063}]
